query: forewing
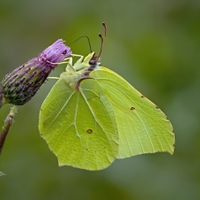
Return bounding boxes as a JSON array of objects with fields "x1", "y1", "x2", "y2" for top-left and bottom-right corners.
[
  {"x1": 39, "y1": 78, "x2": 118, "y2": 170},
  {"x1": 90, "y1": 67, "x2": 175, "y2": 158}
]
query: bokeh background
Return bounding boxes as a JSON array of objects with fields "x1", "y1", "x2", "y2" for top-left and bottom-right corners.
[{"x1": 0, "y1": 0, "x2": 200, "y2": 199}]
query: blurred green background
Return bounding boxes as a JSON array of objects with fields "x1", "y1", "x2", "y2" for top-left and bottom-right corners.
[{"x1": 0, "y1": 0, "x2": 200, "y2": 199}]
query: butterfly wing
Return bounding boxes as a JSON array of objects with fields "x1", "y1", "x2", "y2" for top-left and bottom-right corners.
[
  {"x1": 39, "y1": 77, "x2": 118, "y2": 170},
  {"x1": 90, "y1": 67, "x2": 175, "y2": 158}
]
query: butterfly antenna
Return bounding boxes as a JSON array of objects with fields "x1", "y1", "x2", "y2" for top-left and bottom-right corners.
[
  {"x1": 68, "y1": 35, "x2": 93, "y2": 52},
  {"x1": 97, "y1": 22, "x2": 107, "y2": 59}
]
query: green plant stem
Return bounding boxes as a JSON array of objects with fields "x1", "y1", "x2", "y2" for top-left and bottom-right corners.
[{"x1": 0, "y1": 105, "x2": 17, "y2": 154}]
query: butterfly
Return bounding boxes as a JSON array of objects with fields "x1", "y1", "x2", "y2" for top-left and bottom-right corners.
[{"x1": 39, "y1": 51, "x2": 174, "y2": 170}]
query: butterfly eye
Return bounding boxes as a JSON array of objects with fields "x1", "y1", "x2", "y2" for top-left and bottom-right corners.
[{"x1": 62, "y1": 50, "x2": 67, "y2": 55}]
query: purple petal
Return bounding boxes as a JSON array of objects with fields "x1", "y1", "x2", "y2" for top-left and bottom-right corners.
[
  {"x1": 1, "y1": 39, "x2": 72, "y2": 105},
  {"x1": 40, "y1": 39, "x2": 72, "y2": 63}
]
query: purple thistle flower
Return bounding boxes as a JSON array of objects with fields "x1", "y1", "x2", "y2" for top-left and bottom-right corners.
[{"x1": 1, "y1": 39, "x2": 72, "y2": 106}]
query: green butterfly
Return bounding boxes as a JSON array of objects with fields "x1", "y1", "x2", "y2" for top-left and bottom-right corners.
[{"x1": 39, "y1": 52, "x2": 175, "y2": 171}]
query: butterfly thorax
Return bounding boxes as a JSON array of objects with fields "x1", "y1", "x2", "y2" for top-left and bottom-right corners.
[{"x1": 60, "y1": 53, "x2": 100, "y2": 90}]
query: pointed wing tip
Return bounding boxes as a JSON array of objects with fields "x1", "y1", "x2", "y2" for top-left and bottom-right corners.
[
  {"x1": 156, "y1": 146, "x2": 175, "y2": 155},
  {"x1": 169, "y1": 147, "x2": 175, "y2": 155},
  {"x1": 168, "y1": 142, "x2": 175, "y2": 155}
]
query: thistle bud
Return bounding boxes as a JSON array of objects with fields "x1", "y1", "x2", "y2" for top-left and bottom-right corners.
[{"x1": 1, "y1": 39, "x2": 71, "y2": 106}]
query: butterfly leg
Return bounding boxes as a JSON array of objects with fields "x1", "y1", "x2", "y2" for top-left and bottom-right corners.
[{"x1": 47, "y1": 77, "x2": 60, "y2": 80}]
